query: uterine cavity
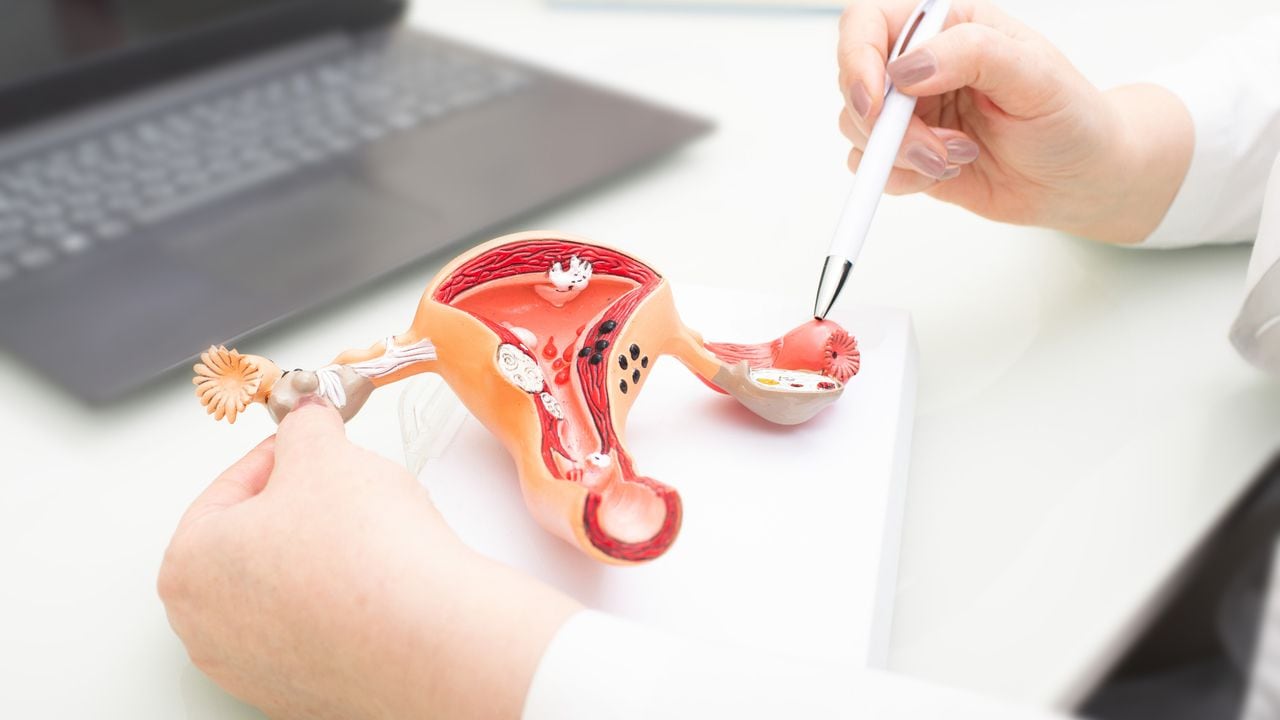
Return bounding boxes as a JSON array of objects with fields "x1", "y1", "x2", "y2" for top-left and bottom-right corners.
[{"x1": 450, "y1": 273, "x2": 638, "y2": 466}]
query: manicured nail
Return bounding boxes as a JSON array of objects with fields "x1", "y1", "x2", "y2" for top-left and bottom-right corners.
[
  {"x1": 905, "y1": 143, "x2": 947, "y2": 179},
  {"x1": 940, "y1": 166, "x2": 961, "y2": 180},
  {"x1": 887, "y1": 49, "x2": 938, "y2": 87},
  {"x1": 944, "y1": 138, "x2": 980, "y2": 164},
  {"x1": 848, "y1": 80, "x2": 872, "y2": 118},
  {"x1": 295, "y1": 393, "x2": 331, "y2": 410}
]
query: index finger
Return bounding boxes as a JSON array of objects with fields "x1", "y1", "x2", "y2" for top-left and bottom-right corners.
[
  {"x1": 175, "y1": 435, "x2": 277, "y2": 532},
  {"x1": 837, "y1": 1, "x2": 893, "y2": 121},
  {"x1": 839, "y1": 0, "x2": 982, "y2": 124}
]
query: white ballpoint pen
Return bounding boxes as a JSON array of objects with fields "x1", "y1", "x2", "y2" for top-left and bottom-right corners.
[{"x1": 813, "y1": 0, "x2": 952, "y2": 319}]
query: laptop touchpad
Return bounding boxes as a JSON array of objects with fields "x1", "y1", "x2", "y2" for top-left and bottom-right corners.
[{"x1": 165, "y1": 174, "x2": 440, "y2": 305}]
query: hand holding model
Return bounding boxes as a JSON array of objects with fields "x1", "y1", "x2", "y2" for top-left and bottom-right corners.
[
  {"x1": 837, "y1": 0, "x2": 1194, "y2": 244},
  {"x1": 158, "y1": 399, "x2": 581, "y2": 719}
]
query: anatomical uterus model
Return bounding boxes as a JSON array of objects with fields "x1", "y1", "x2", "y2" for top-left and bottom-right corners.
[{"x1": 194, "y1": 232, "x2": 861, "y2": 564}]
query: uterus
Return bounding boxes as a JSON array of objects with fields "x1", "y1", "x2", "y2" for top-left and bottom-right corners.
[{"x1": 193, "y1": 232, "x2": 861, "y2": 565}]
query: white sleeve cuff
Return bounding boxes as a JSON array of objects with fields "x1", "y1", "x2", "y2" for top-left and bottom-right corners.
[
  {"x1": 522, "y1": 609, "x2": 1071, "y2": 720},
  {"x1": 1230, "y1": 152, "x2": 1280, "y2": 373},
  {"x1": 1142, "y1": 14, "x2": 1280, "y2": 248},
  {"x1": 521, "y1": 609, "x2": 852, "y2": 720}
]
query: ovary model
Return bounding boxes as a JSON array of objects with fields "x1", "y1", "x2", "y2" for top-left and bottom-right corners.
[{"x1": 194, "y1": 232, "x2": 860, "y2": 564}]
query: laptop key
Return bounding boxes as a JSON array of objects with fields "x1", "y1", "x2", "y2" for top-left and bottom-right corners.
[
  {"x1": 93, "y1": 221, "x2": 130, "y2": 240},
  {"x1": 57, "y1": 234, "x2": 91, "y2": 254},
  {"x1": 16, "y1": 245, "x2": 54, "y2": 269}
]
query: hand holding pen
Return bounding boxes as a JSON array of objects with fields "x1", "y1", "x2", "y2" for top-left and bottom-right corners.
[
  {"x1": 817, "y1": 0, "x2": 1194, "y2": 318},
  {"x1": 815, "y1": 0, "x2": 953, "y2": 319}
]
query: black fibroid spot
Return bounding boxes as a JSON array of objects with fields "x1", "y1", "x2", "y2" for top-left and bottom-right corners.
[
  {"x1": 619, "y1": 379, "x2": 628, "y2": 394},
  {"x1": 641, "y1": 356, "x2": 649, "y2": 369},
  {"x1": 594, "y1": 339, "x2": 609, "y2": 351},
  {"x1": 629, "y1": 344, "x2": 640, "y2": 361},
  {"x1": 578, "y1": 347, "x2": 591, "y2": 358},
  {"x1": 618, "y1": 355, "x2": 628, "y2": 370},
  {"x1": 632, "y1": 369, "x2": 641, "y2": 384},
  {"x1": 589, "y1": 353, "x2": 603, "y2": 365},
  {"x1": 599, "y1": 320, "x2": 617, "y2": 334}
]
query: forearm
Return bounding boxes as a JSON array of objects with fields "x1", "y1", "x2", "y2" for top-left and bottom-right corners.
[
  {"x1": 398, "y1": 551, "x2": 582, "y2": 720},
  {"x1": 1108, "y1": 83, "x2": 1195, "y2": 244},
  {"x1": 1053, "y1": 83, "x2": 1194, "y2": 245}
]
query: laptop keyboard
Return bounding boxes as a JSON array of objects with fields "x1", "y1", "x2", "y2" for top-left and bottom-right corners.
[{"x1": 0, "y1": 43, "x2": 531, "y2": 284}]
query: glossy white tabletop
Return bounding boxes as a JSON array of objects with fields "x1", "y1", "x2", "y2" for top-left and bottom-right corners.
[{"x1": 2, "y1": 0, "x2": 1279, "y2": 715}]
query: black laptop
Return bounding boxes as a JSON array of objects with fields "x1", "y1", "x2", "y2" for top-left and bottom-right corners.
[
  {"x1": 0, "y1": 0, "x2": 710, "y2": 403},
  {"x1": 1083, "y1": 453, "x2": 1280, "y2": 719}
]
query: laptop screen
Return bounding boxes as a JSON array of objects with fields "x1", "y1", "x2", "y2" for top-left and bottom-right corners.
[
  {"x1": 0, "y1": 1, "x2": 304, "y2": 91},
  {"x1": 0, "y1": 0, "x2": 402, "y2": 131}
]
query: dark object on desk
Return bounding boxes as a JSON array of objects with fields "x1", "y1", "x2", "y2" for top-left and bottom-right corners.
[
  {"x1": 1082, "y1": 452, "x2": 1280, "y2": 720},
  {"x1": 0, "y1": 0, "x2": 710, "y2": 403}
]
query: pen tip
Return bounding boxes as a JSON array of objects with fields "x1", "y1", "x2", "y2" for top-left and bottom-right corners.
[{"x1": 813, "y1": 256, "x2": 853, "y2": 321}]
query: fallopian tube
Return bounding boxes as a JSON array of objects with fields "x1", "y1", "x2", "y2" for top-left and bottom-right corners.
[{"x1": 193, "y1": 232, "x2": 860, "y2": 564}]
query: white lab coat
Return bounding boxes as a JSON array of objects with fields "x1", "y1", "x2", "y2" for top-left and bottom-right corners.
[
  {"x1": 1144, "y1": 12, "x2": 1280, "y2": 374},
  {"x1": 521, "y1": 15, "x2": 1280, "y2": 719}
]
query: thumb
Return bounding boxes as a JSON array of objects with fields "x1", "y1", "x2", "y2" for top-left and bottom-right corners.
[
  {"x1": 887, "y1": 22, "x2": 1057, "y2": 118},
  {"x1": 176, "y1": 436, "x2": 276, "y2": 531},
  {"x1": 273, "y1": 396, "x2": 348, "y2": 469}
]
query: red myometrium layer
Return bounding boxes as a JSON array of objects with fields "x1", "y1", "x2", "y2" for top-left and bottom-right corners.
[
  {"x1": 437, "y1": 238, "x2": 679, "y2": 561},
  {"x1": 576, "y1": 277, "x2": 682, "y2": 561}
]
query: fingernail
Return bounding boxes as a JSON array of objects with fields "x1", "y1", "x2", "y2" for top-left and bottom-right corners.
[
  {"x1": 905, "y1": 143, "x2": 947, "y2": 179},
  {"x1": 941, "y1": 166, "x2": 961, "y2": 180},
  {"x1": 295, "y1": 393, "x2": 331, "y2": 410},
  {"x1": 944, "y1": 138, "x2": 980, "y2": 164},
  {"x1": 848, "y1": 80, "x2": 872, "y2": 118},
  {"x1": 887, "y1": 49, "x2": 938, "y2": 87}
]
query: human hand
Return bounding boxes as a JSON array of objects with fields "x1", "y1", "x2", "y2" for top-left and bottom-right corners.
[
  {"x1": 837, "y1": 0, "x2": 1193, "y2": 244},
  {"x1": 158, "y1": 398, "x2": 580, "y2": 720}
]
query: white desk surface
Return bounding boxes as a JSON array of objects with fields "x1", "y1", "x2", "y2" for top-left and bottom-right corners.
[{"x1": 3, "y1": 0, "x2": 1280, "y2": 715}]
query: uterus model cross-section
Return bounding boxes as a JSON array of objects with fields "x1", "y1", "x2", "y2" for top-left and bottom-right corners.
[{"x1": 193, "y1": 232, "x2": 861, "y2": 564}]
